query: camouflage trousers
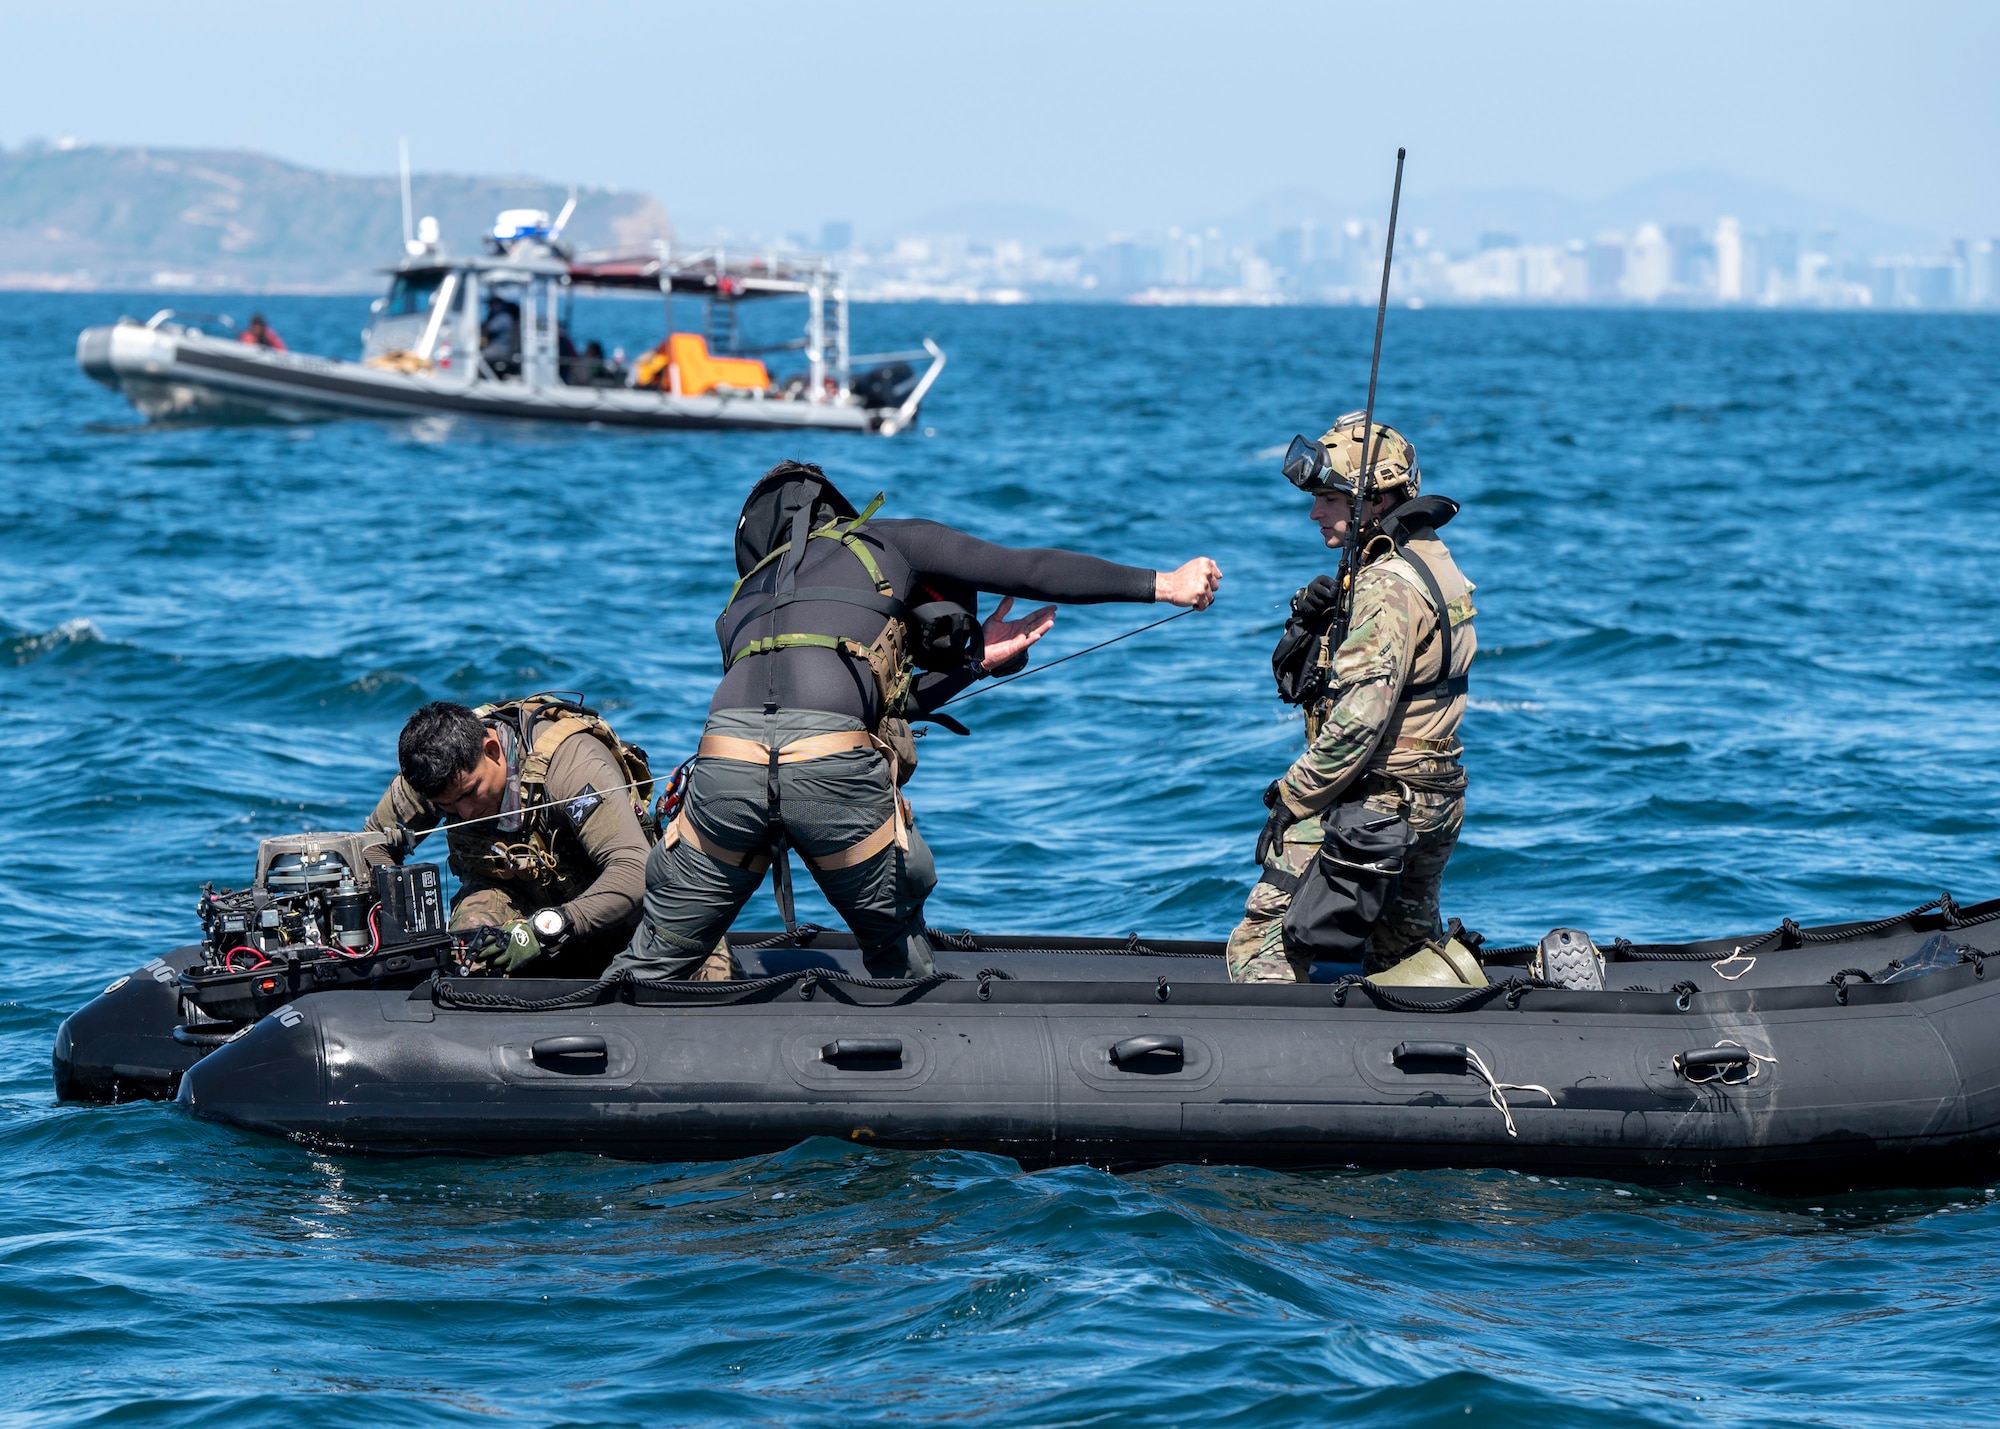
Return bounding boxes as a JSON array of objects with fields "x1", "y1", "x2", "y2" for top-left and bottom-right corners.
[{"x1": 1226, "y1": 783, "x2": 1463, "y2": 984}]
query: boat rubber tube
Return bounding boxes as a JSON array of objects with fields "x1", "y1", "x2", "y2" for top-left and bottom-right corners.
[{"x1": 162, "y1": 936, "x2": 2000, "y2": 1191}]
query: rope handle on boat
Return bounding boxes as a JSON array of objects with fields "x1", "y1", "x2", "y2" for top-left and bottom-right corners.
[
  {"x1": 1828, "y1": 967, "x2": 1874, "y2": 1005},
  {"x1": 1392, "y1": 1040, "x2": 1553, "y2": 1137},
  {"x1": 1675, "y1": 1039, "x2": 1778, "y2": 1085}
]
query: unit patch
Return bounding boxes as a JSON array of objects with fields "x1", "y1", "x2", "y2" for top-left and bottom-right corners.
[{"x1": 561, "y1": 784, "x2": 604, "y2": 835}]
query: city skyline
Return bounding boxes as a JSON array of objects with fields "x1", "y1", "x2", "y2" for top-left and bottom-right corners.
[{"x1": 2, "y1": 1, "x2": 1994, "y2": 242}]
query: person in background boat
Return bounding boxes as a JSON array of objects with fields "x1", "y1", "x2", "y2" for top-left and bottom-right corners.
[
  {"x1": 480, "y1": 297, "x2": 521, "y2": 378},
  {"x1": 1229, "y1": 417, "x2": 1476, "y2": 984},
  {"x1": 362, "y1": 697, "x2": 659, "y2": 978},
  {"x1": 608, "y1": 460, "x2": 1222, "y2": 983},
  {"x1": 561, "y1": 338, "x2": 624, "y2": 387},
  {"x1": 239, "y1": 314, "x2": 286, "y2": 351}
]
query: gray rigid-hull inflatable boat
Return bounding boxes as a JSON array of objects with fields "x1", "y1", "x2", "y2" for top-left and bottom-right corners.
[{"x1": 57, "y1": 895, "x2": 2000, "y2": 1191}]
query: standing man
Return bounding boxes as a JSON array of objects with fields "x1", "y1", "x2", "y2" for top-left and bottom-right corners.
[
  {"x1": 609, "y1": 459, "x2": 1222, "y2": 982},
  {"x1": 1229, "y1": 415, "x2": 1476, "y2": 984},
  {"x1": 365, "y1": 696, "x2": 658, "y2": 977}
]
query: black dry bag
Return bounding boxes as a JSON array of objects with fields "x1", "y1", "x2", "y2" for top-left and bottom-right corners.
[{"x1": 1281, "y1": 801, "x2": 1417, "y2": 962}]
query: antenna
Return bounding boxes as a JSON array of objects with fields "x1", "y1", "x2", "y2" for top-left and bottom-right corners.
[
  {"x1": 1330, "y1": 148, "x2": 1407, "y2": 645},
  {"x1": 550, "y1": 186, "x2": 578, "y2": 243},
  {"x1": 398, "y1": 137, "x2": 414, "y2": 247}
]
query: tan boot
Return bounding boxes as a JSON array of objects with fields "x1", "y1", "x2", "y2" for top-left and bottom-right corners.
[
  {"x1": 693, "y1": 936, "x2": 740, "y2": 982},
  {"x1": 1369, "y1": 936, "x2": 1487, "y2": 988}
]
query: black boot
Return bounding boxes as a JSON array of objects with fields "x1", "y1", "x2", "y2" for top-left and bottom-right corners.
[{"x1": 861, "y1": 929, "x2": 935, "y2": 979}]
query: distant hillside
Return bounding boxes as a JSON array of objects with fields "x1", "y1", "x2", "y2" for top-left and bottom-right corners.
[{"x1": 0, "y1": 142, "x2": 673, "y2": 291}]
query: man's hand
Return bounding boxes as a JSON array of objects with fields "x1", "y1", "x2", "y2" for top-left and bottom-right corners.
[
  {"x1": 1155, "y1": 557, "x2": 1222, "y2": 610},
  {"x1": 1291, "y1": 574, "x2": 1339, "y2": 624},
  {"x1": 1254, "y1": 779, "x2": 1299, "y2": 865},
  {"x1": 468, "y1": 920, "x2": 542, "y2": 974},
  {"x1": 980, "y1": 596, "x2": 1056, "y2": 675}
]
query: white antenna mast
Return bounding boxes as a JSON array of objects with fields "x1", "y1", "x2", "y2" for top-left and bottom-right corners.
[
  {"x1": 549, "y1": 185, "x2": 578, "y2": 243},
  {"x1": 398, "y1": 137, "x2": 414, "y2": 246}
]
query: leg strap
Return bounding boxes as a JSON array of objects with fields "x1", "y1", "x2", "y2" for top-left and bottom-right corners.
[
  {"x1": 802, "y1": 804, "x2": 904, "y2": 871},
  {"x1": 669, "y1": 809, "x2": 771, "y2": 874}
]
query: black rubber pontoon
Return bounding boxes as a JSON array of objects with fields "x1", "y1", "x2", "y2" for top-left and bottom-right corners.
[{"x1": 53, "y1": 897, "x2": 2000, "y2": 1190}]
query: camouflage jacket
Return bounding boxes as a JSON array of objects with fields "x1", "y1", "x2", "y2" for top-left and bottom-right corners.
[{"x1": 1274, "y1": 529, "x2": 1476, "y2": 844}]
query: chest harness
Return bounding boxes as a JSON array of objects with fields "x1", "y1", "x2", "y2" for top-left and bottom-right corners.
[
  {"x1": 444, "y1": 696, "x2": 658, "y2": 897},
  {"x1": 688, "y1": 494, "x2": 977, "y2": 928}
]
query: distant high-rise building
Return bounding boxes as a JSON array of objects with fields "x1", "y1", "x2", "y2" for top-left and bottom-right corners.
[
  {"x1": 820, "y1": 220, "x2": 853, "y2": 253},
  {"x1": 1714, "y1": 218, "x2": 1744, "y2": 303},
  {"x1": 1974, "y1": 239, "x2": 2000, "y2": 307},
  {"x1": 1665, "y1": 224, "x2": 1716, "y2": 295},
  {"x1": 1739, "y1": 230, "x2": 1765, "y2": 303},
  {"x1": 1587, "y1": 233, "x2": 1626, "y2": 301},
  {"x1": 1477, "y1": 230, "x2": 1521, "y2": 252},
  {"x1": 1625, "y1": 224, "x2": 1671, "y2": 301},
  {"x1": 1764, "y1": 230, "x2": 1800, "y2": 302},
  {"x1": 1911, "y1": 259, "x2": 1959, "y2": 308}
]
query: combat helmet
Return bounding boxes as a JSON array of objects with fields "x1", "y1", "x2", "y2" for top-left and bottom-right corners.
[{"x1": 1281, "y1": 410, "x2": 1420, "y2": 498}]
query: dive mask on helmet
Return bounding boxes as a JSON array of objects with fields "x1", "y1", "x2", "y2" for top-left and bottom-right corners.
[{"x1": 1282, "y1": 434, "x2": 1334, "y2": 493}]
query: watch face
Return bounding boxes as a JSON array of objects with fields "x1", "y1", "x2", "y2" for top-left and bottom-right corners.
[{"x1": 533, "y1": 909, "x2": 564, "y2": 937}]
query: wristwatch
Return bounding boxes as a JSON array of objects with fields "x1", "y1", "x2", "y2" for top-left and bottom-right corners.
[{"x1": 531, "y1": 907, "x2": 571, "y2": 944}]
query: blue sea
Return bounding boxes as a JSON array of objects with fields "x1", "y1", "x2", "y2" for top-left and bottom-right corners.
[{"x1": 5, "y1": 293, "x2": 2000, "y2": 1426}]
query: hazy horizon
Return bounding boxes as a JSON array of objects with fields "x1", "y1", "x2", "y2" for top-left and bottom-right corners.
[{"x1": 1, "y1": 0, "x2": 1993, "y2": 243}]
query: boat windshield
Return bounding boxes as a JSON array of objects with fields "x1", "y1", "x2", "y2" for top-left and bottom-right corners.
[{"x1": 384, "y1": 272, "x2": 448, "y2": 317}]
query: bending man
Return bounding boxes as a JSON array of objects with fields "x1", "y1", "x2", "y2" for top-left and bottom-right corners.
[
  {"x1": 610, "y1": 460, "x2": 1221, "y2": 981},
  {"x1": 365, "y1": 696, "x2": 655, "y2": 977}
]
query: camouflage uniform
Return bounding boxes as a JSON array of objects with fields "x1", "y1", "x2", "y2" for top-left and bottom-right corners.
[
  {"x1": 1229, "y1": 427, "x2": 1476, "y2": 983},
  {"x1": 364, "y1": 710, "x2": 660, "y2": 977}
]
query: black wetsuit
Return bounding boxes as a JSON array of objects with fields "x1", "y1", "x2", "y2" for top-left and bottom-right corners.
[
  {"x1": 712, "y1": 518, "x2": 1156, "y2": 719},
  {"x1": 609, "y1": 491, "x2": 1160, "y2": 984}
]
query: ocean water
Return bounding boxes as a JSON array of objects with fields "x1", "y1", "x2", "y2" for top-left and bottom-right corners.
[{"x1": 4, "y1": 293, "x2": 2000, "y2": 1425}]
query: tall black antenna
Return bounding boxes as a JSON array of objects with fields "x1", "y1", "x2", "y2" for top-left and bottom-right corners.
[{"x1": 1334, "y1": 148, "x2": 1407, "y2": 637}]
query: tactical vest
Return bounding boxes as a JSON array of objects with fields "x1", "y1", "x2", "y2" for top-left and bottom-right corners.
[
  {"x1": 717, "y1": 492, "x2": 917, "y2": 721},
  {"x1": 1303, "y1": 511, "x2": 1476, "y2": 766},
  {"x1": 444, "y1": 696, "x2": 657, "y2": 895},
  {"x1": 715, "y1": 493, "x2": 989, "y2": 784}
]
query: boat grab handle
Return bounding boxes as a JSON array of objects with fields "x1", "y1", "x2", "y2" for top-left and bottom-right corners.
[
  {"x1": 531, "y1": 1034, "x2": 607, "y2": 1069},
  {"x1": 1110, "y1": 1034, "x2": 1184, "y2": 1070},
  {"x1": 821, "y1": 1037, "x2": 903, "y2": 1065},
  {"x1": 1678, "y1": 1047, "x2": 1755, "y2": 1069},
  {"x1": 1394, "y1": 1041, "x2": 1469, "y2": 1067}
]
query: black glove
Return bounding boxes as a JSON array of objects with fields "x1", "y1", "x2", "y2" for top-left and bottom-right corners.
[
  {"x1": 1291, "y1": 574, "x2": 1339, "y2": 623},
  {"x1": 1254, "y1": 779, "x2": 1298, "y2": 865}
]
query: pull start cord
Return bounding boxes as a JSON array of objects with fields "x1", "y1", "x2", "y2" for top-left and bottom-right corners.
[{"x1": 938, "y1": 607, "x2": 1198, "y2": 711}]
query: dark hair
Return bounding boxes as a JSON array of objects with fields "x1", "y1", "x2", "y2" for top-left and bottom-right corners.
[{"x1": 398, "y1": 702, "x2": 491, "y2": 796}]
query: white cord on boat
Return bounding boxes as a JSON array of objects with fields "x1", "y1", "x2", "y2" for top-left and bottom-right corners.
[
  {"x1": 1676, "y1": 1039, "x2": 1778, "y2": 1085},
  {"x1": 1463, "y1": 1047, "x2": 1556, "y2": 1138},
  {"x1": 1711, "y1": 946, "x2": 1757, "y2": 980}
]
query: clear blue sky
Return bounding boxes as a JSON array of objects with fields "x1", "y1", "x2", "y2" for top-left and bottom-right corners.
[{"x1": 2, "y1": 0, "x2": 1993, "y2": 238}]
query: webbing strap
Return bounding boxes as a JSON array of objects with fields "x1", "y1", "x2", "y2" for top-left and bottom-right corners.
[
  {"x1": 1391, "y1": 542, "x2": 1467, "y2": 707},
  {"x1": 801, "y1": 808, "x2": 902, "y2": 871},
  {"x1": 726, "y1": 631, "x2": 874, "y2": 668},
  {"x1": 1257, "y1": 865, "x2": 1303, "y2": 895},
  {"x1": 670, "y1": 810, "x2": 771, "y2": 873},
  {"x1": 696, "y1": 731, "x2": 875, "y2": 765}
]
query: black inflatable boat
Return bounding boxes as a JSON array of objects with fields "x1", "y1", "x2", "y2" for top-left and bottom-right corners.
[{"x1": 50, "y1": 836, "x2": 2000, "y2": 1190}]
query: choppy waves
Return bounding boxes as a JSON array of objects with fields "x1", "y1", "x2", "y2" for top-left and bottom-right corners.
[{"x1": 4, "y1": 296, "x2": 1999, "y2": 1424}]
